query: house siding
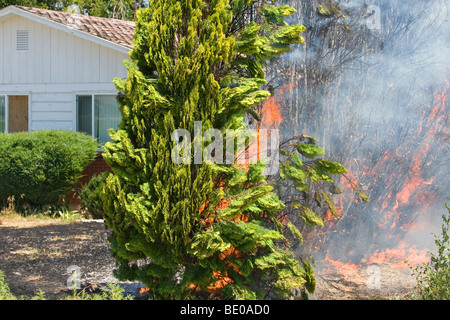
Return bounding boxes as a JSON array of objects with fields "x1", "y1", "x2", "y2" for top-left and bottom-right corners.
[
  {"x1": 0, "y1": 14, "x2": 129, "y2": 132},
  {"x1": 0, "y1": 15, "x2": 128, "y2": 85},
  {"x1": 30, "y1": 93, "x2": 72, "y2": 130}
]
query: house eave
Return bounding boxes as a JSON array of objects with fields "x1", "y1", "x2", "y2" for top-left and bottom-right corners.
[{"x1": 0, "y1": 5, "x2": 131, "y2": 55}]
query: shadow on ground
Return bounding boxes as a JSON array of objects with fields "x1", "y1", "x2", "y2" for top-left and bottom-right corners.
[{"x1": 0, "y1": 220, "x2": 144, "y2": 299}]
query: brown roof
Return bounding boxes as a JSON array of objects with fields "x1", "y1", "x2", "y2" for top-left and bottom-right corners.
[{"x1": 16, "y1": 6, "x2": 135, "y2": 49}]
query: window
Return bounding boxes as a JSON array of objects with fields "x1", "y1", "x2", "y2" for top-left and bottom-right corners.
[
  {"x1": 76, "y1": 95, "x2": 121, "y2": 145},
  {"x1": 0, "y1": 96, "x2": 5, "y2": 133}
]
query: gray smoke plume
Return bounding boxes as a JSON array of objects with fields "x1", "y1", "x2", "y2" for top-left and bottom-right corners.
[{"x1": 269, "y1": 0, "x2": 450, "y2": 265}]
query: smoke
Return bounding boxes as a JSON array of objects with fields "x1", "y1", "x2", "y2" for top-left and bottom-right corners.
[{"x1": 272, "y1": 0, "x2": 450, "y2": 265}]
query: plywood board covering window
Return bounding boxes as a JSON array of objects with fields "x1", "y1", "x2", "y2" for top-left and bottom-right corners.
[{"x1": 8, "y1": 95, "x2": 28, "y2": 133}]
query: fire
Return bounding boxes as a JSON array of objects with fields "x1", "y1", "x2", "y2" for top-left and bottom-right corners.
[
  {"x1": 371, "y1": 95, "x2": 442, "y2": 231},
  {"x1": 322, "y1": 170, "x2": 360, "y2": 226},
  {"x1": 207, "y1": 271, "x2": 234, "y2": 293},
  {"x1": 257, "y1": 82, "x2": 298, "y2": 130},
  {"x1": 260, "y1": 96, "x2": 284, "y2": 129},
  {"x1": 323, "y1": 254, "x2": 364, "y2": 284},
  {"x1": 324, "y1": 255, "x2": 360, "y2": 275},
  {"x1": 366, "y1": 242, "x2": 429, "y2": 269},
  {"x1": 396, "y1": 175, "x2": 433, "y2": 207},
  {"x1": 139, "y1": 287, "x2": 150, "y2": 295}
]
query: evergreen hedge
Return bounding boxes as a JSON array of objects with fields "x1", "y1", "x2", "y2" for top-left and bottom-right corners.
[
  {"x1": 0, "y1": 130, "x2": 98, "y2": 207},
  {"x1": 79, "y1": 171, "x2": 109, "y2": 219}
]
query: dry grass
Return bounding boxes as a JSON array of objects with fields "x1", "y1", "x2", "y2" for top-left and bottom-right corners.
[
  {"x1": 0, "y1": 212, "x2": 59, "y2": 228},
  {"x1": 0, "y1": 209, "x2": 80, "y2": 228},
  {"x1": 10, "y1": 247, "x2": 69, "y2": 260}
]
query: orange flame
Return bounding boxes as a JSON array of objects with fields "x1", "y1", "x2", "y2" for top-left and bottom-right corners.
[
  {"x1": 367, "y1": 242, "x2": 429, "y2": 269},
  {"x1": 323, "y1": 255, "x2": 364, "y2": 284},
  {"x1": 259, "y1": 96, "x2": 284, "y2": 129},
  {"x1": 324, "y1": 255, "x2": 360, "y2": 275},
  {"x1": 257, "y1": 83, "x2": 297, "y2": 130},
  {"x1": 207, "y1": 271, "x2": 234, "y2": 293},
  {"x1": 139, "y1": 287, "x2": 150, "y2": 295}
]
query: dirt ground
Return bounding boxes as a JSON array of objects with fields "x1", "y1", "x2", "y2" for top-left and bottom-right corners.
[
  {"x1": 313, "y1": 263, "x2": 416, "y2": 300},
  {"x1": 0, "y1": 215, "x2": 145, "y2": 299},
  {"x1": 0, "y1": 214, "x2": 416, "y2": 300}
]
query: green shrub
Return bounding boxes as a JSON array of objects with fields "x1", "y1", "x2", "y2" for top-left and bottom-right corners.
[
  {"x1": 0, "y1": 130, "x2": 98, "y2": 208},
  {"x1": 0, "y1": 270, "x2": 16, "y2": 300},
  {"x1": 61, "y1": 282, "x2": 133, "y2": 300},
  {"x1": 410, "y1": 201, "x2": 450, "y2": 300},
  {"x1": 79, "y1": 172, "x2": 109, "y2": 219},
  {"x1": 0, "y1": 270, "x2": 132, "y2": 300}
]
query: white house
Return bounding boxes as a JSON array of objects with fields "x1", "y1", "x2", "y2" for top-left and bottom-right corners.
[{"x1": 0, "y1": 5, "x2": 134, "y2": 144}]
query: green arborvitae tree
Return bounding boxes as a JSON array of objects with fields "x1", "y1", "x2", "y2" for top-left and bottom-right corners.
[{"x1": 102, "y1": 0, "x2": 314, "y2": 299}]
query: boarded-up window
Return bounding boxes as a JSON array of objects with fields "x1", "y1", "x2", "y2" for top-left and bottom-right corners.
[{"x1": 8, "y1": 96, "x2": 28, "y2": 133}]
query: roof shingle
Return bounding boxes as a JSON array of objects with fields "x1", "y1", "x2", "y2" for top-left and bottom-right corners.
[{"x1": 16, "y1": 6, "x2": 135, "y2": 49}]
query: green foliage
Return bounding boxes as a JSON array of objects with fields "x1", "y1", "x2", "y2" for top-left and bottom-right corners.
[
  {"x1": 317, "y1": 1, "x2": 346, "y2": 18},
  {"x1": 293, "y1": 202, "x2": 324, "y2": 228},
  {"x1": 287, "y1": 222, "x2": 303, "y2": 243},
  {"x1": 61, "y1": 282, "x2": 133, "y2": 300},
  {"x1": 0, "y1": 130, "x2": 98, "y2": 209},
  {"x1": 0, "y1": 270, "x2": 16, "y2": 300},
  {"x1": 232, "y1": 2, "x2": 305, "y2": 63},
  {"x1": 0, "y1": 0, "x2": 146, "y2": 21},
  {"x1": 273, "y1": 134, "x2": 369, "y2": 245},
  {"x1": 0, "y1": 271, "x2": 132, "y2": 300},
  {"x1": 102, "y1": 0, "x2": 310, "y2": 300},
  {"x1": 280, "y1": 138, "x2": 340, "y2": 191},
  {"x1": 71, "y1": 0, "x2": 147, "y2": 20},
  {"x1": 410, "y1": 201, "x2": 450, "y2": 300},
  {"x1": 296, "y1": 143, "x2": 325, "y2": 159},
  {"x1": 0, "y1": 0, "x2": 46, "y2": 10},
  {"x1": 79, "y1": 172, "x2": 109, "y2": 219}
]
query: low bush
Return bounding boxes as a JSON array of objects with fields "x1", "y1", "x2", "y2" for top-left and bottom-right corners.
[
  {"x1": 0, "y1": 270, "x2": 16, "y2": 300},
  {"x1": 0, "y1": 130, "x2": 98, "y2": 208},
  {"x1": 0, "y1": 270, "x2": 132, "y2": 300},
  {"x1": 410, "y1": 201, "x2": 450, "y2": 300},
  {"x1": 62, "y1": 282, "x2": 133, "y2": 300},
  {"x1": 79, "y1": 172, "x2": 109, "y2": 219}
]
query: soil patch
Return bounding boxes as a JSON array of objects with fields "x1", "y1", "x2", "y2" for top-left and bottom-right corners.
[{"x1": 0, "y1": 217, "x2": 144, "y2": 299}]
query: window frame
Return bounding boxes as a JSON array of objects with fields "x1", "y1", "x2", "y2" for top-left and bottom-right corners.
[
  {"x1": 0, "y1": 95, "x2": 7, "y2": 133},
  {"x1": 0, "y1": 93, "x2": 31, "y2": 133},
  {"x1": 76, "y1": 93, "x2": 121, "y2": 146}
]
